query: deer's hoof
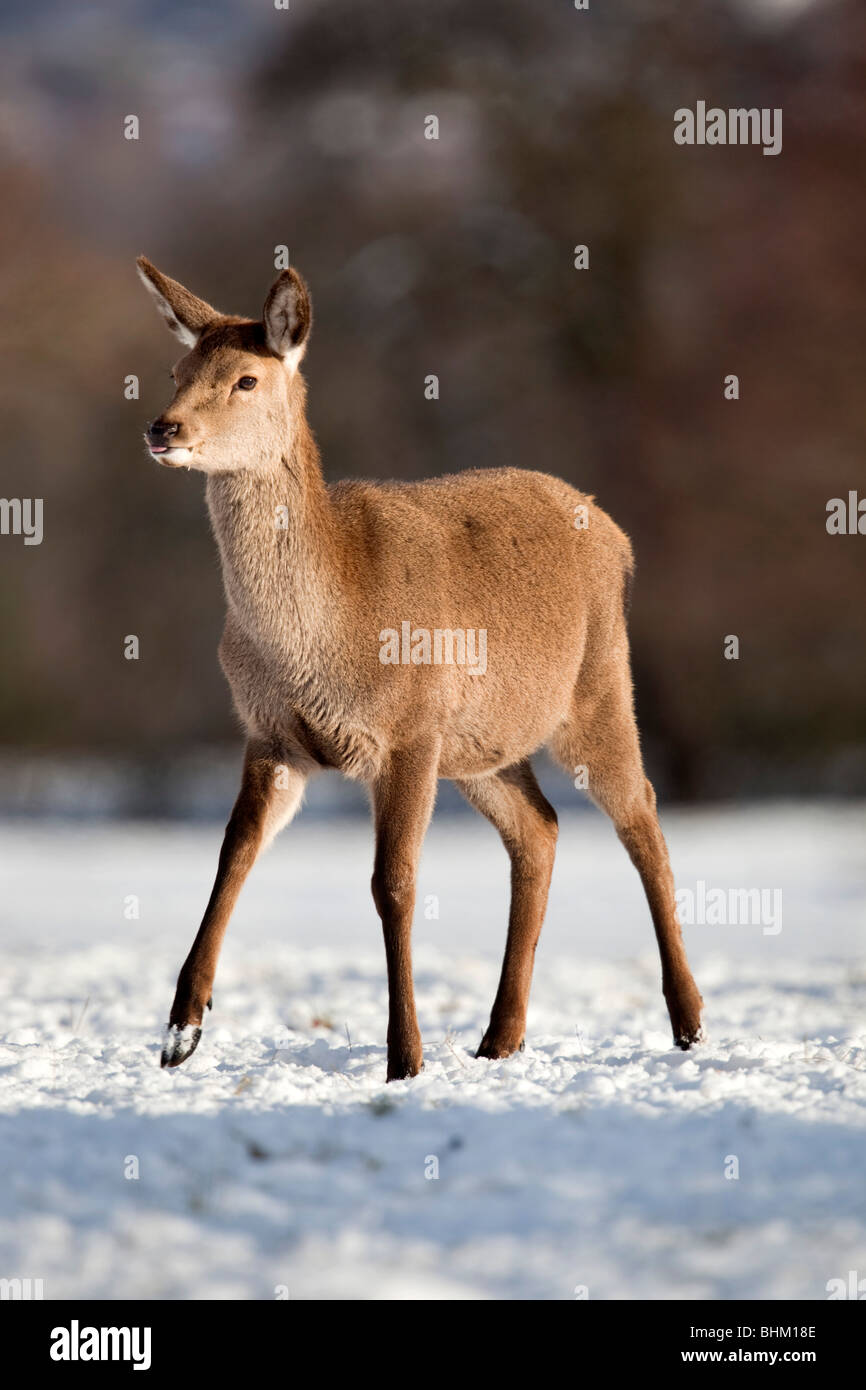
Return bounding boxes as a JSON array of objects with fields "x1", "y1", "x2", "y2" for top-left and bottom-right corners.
[
  {"x1": 665, "y1": 981, "x2": 704, "y2": 1051},
  {"x1": 385, "y1": 1049, "x2": 424, "y2": 1082},
  {"x1": 476, "y1": 1031, "x2": 525, "y2": 1060},
  {"x1": 670, "y1": 1008, "x2": 704, "y2": 1050},
  {"x1": 160, "y1": 1023, "x2": 202, "y2": 1069}
]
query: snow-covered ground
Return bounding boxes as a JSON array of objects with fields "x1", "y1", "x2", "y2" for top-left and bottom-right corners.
[{"x1": 1, "y1": 801, "x2": 864, "y2": 1300}]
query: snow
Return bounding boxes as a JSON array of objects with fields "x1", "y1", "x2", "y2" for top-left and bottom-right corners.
[{"x1": 1, "y1": 801, "x2": 864, "y2": 1300}]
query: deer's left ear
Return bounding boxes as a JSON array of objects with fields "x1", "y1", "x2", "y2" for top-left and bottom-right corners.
[{"x1": 263, "y1": 268, "x2": 312, "y2": 372}]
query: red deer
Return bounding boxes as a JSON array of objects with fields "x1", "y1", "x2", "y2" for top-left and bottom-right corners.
[{"x1": 137, "y1": 256, "x2": 703, "y2": 1081}]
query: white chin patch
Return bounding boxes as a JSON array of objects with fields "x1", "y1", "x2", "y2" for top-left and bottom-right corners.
[{"x1": 153, "y1": 447, "x2": 194, "y2": 467}]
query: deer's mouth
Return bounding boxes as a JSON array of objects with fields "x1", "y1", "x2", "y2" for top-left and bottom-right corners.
[{"x1": 146, "y1": 442, "x2": 196, "y2": 467}]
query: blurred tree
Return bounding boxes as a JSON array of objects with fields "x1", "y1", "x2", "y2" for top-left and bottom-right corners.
[{"x1": 0, "y1": 0, "x2": 863, "y2": 802}]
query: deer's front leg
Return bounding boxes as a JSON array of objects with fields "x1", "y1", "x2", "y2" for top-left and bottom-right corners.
[
  {"x1": 161, "y1": 741, "x2": 307, "y2": 1068},
  {"x1": 370, "y1": 741, "x2": 440, "y2": 1081}
]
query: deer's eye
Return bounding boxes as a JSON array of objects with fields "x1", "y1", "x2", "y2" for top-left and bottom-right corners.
[{"x1": 236, "y1": 376, "x2": 257, "y2": 391}]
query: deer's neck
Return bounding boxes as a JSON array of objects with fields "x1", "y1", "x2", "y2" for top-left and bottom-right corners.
[{"x1": 205, "y1": 414, "x2": 342, "y2": 664}]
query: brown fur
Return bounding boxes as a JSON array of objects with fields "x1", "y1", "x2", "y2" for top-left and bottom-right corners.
[{"x1": 137, "y1": 256, "x2": 703, "y2": 1080}]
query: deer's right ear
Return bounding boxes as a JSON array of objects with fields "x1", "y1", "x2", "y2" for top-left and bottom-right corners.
[
  {"x1": 136, "y1": 256, "x2": 219, "y2": 348},
  {"x1": 263, "y1": 268, "x2": 312, "y2": 373}
]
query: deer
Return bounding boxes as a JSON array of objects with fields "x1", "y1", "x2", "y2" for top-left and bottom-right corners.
[{"x1": 136, "y1": 255, "x2": 704, "y2": 1082}]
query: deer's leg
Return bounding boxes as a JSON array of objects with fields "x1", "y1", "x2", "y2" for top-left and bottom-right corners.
[
  {"x1": 161, "y1": 740, "x2": 307, "y2": 1068},
  {"x1": 456, "y1": 761, "x2": 558, "y2": 1060},
  {"x1": 370, "y1": 741, "x2": 440, "y2": 1081},
  {"x1": 552, "y1": 672, "x2": 703, "y2": 1048}
]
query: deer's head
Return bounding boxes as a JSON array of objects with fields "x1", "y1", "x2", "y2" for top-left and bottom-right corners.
[{"x1": 137, "y1": 257, "x2": 312, "y2": 473}]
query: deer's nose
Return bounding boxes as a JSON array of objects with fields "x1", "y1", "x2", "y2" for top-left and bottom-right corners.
[{"x1": 147, "y1": 418, "x2": 180, "y2": 444}]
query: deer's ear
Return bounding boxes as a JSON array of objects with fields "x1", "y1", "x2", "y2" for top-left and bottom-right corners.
[
  {"x1": 136, "y1": 256, "x2": 219, "y2": 347},
  {"x1": 263, "y1": 268, "x2": 312, "y2": 371}
]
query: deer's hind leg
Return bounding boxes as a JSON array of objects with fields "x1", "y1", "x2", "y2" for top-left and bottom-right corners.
[
  {"x1": 456, "y1": 760, "x2": 559, "y2": 1060},
  {"x1": 550, "y1": 668, "x2": 703, "y2": 1048}
]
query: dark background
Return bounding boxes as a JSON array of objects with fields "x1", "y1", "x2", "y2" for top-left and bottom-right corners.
[{"x1": 0, "y1": 0, "x2": 864, "y2": 813}]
